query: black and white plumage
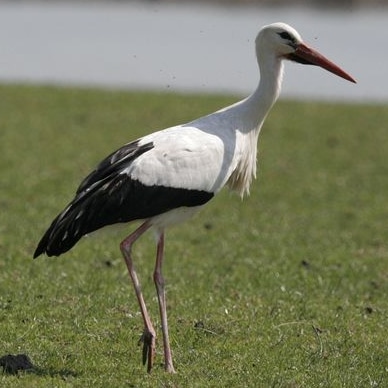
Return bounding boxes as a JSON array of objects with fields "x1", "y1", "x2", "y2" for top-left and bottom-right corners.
[
  {"x1": 34, "y1": 23, "x2": 355, "y2": 373},
  {"x1": 34, "y1": 140, "x2": 214, "y2": 256}
]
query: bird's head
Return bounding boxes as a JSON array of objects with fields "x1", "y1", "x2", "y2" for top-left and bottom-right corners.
[{"x1": 256, "y1": 22, "x2": 356, "y2": 83}]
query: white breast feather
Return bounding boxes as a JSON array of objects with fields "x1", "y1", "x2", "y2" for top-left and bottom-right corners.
[{"x1": 226, "y1": 130, "x2": 258, "y2": 197}]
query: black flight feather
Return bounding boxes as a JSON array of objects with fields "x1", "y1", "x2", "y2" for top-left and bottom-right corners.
[{"x1": 34, "y1": 140, "x2": 213, "y2": 258}]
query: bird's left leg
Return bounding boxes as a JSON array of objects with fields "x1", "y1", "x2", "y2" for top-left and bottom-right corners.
[
  {"x1": 120, "y1": 221, "x2": 156, "y2": 373},
  {"x1": 153, "y1": 231, "x2": 176, "y2": 373}
]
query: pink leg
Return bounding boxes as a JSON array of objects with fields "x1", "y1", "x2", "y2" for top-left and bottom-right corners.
[
  {"x1": 154, "y1": 232, "x2": 176, "y2": 373},
  {"x1": 120, "y1": 221, "x2": 156, "y2": 373}
]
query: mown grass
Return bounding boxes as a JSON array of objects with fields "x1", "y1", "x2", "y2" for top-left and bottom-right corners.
[{"x1": 0, "y1": 84, "x2": 387, "y2": 387}]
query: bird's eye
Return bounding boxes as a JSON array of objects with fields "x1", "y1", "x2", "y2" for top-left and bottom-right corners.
[{"x1": 278, "y1": 31, "x2": 294, "y2": 41}]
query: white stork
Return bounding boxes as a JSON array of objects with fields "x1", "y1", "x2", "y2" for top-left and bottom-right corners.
[{"x1": 34, "y1": 22, "x2": 355, "y2": 373}]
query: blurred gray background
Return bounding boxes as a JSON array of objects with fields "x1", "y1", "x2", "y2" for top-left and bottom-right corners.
[{"x1": 0, "y1": 0, "x2": 386, "y2": 102}]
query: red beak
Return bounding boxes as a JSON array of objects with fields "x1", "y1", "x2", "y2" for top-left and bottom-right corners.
[{"x1": 288, "y1": 43, "x2": 356, "y2": 84}]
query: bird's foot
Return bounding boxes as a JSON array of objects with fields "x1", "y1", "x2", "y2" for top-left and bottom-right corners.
[{"x1": 138, "y1": 328, "x2": 156, "y2": 373}]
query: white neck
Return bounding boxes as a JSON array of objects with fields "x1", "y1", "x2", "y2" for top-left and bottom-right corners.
[
  {"x1": 226, "y1": 53, "x2": 284, "y2": 196},
  {"x1": 243, "y1": 52, "x2": 284, "y2": 132}
]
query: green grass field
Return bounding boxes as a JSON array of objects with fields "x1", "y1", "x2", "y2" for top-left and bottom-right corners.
[{"x1": 0, "y1": 84, "x2": 387, "y2": 387}]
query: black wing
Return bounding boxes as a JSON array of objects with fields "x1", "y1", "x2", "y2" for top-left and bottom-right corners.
[
  {"x1": 34, "y1": 140, "x2": 213, "y2": 258},
  {"x1": 76, "y1": 140, "x2": 153, "y2": 194}
]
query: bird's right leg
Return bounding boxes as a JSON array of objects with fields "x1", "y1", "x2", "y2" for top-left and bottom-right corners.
[{"x1": 120, "y1": 221, "x2": 156, "y2": 373}]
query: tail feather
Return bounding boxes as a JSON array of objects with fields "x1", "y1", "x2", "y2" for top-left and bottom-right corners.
[
  {"x1": 33, "y1": 177, "x2": 109, "y2": 258},
  {"x1": 33, "y1": 204, "x2": 88, "y2": 258}
]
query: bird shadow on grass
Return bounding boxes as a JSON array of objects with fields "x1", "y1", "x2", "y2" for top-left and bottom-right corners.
[{"x1": 0, "y1": 354, "x2": 78, "y2": 379}]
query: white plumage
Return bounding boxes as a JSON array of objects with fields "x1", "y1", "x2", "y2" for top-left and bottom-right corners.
[{"x1": 34, "y1": 22, "x2": 355, "y2": 373}]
